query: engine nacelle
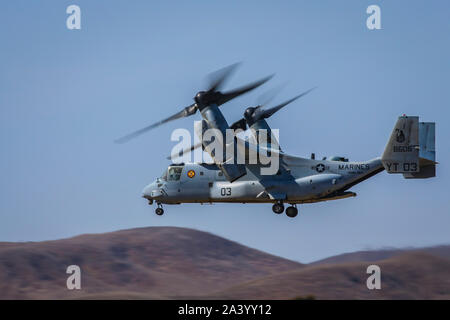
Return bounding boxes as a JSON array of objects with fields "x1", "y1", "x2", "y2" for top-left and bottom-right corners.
[{"x1": 194, "y1": 113, "x2": 247, "y2": 182}]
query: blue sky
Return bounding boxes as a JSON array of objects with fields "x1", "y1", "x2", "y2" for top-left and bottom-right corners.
[{"x1": 0, "y1": 0, "x2": 449, "y2": 263}]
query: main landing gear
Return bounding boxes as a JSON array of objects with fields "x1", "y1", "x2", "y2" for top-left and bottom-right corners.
[
  {"x1": 155, "y1": 203, "x2": 164, "y2": 216},
  {"x1": 272, "y1": 202, "x2": 284, "y2": 214},
  {"x1": 272, "y1": 202, "x2": 298, "y2": 218},
  {"x1": 285, "y1": 205, "x2": 298, "y2": 218}
]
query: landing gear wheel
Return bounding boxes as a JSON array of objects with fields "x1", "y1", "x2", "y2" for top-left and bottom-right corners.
[
  {"x1": 272, "y1": 203, "x2": 284, "y2": 214},
  {"x1": 286, "y1": 206, "x2": 298, "y2": 218},
  {"x1": 155, "y1": 207, "x2": 164, "y2": 215}
]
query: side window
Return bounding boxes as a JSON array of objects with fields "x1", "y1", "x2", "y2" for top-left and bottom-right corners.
[{"x1": 168, "y1": 166, "x2": 182, "y2": 181}]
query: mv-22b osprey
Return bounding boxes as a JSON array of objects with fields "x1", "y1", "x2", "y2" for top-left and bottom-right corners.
[{"x1": 116, "y1": 64, "x2": 436, "y2": 218}]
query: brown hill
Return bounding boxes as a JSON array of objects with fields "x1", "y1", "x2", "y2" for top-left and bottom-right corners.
[
  {"x1": 0, "y1": 227, "x2": 449, "y2": 299},
  {"x1": 311, "y1": 245, "x2": 450, "y2": 265},
  {"x1": 0, "y1": 227, "x2": 303, "y2": 299},
  {"x1": 208, "y1": 251, "x2": 450, "y2": 299}
]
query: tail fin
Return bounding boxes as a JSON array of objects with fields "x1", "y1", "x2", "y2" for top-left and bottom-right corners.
[{"x1": 381, "y1": 115, "x2": 436, "y2": 179}]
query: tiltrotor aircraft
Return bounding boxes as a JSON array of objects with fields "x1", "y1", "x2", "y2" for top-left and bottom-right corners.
[{"x1": 116, "y1": 64, "x2": 436, "y2": 218}]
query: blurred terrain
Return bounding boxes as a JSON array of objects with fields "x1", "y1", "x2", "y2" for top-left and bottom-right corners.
[{"x1": 0, "y1": 227, "x2": 448, "y2": 299}]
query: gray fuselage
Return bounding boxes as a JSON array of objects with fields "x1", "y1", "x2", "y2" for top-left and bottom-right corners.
[{"x1": 142, "y1": 156, "x2": 384, "y2": 205}]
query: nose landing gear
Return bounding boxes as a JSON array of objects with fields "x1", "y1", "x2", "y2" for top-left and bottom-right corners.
[{"x1": 155, "y1": 203, "x2": 164, "y2": 215}]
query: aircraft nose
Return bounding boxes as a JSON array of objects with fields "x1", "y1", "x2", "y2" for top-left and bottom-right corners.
[
  {"x1": 142, "y1": 182, "x2": 164, "y2": 200},
  {"x1": 142, "y1": 183, "x2": 156, "y2": 198}
]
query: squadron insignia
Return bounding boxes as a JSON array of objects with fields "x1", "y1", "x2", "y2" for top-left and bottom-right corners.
[
  {"x1": 187, "y1": 170, "x2": 195, "y2": 178},
  {"x1": 395, "y1": 129, "x2": 405, "y2": 143}
]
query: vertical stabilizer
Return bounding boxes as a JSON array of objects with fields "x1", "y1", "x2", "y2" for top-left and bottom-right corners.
[
  {"x1": 382, "y1": 115, "x2": 436, "y2": 179},
  {"x1": 403, "y1": 122, "x2": 436, "y2": 179}
]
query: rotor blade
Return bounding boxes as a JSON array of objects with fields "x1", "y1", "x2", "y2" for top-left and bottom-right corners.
[
  {"x1": 261, "y1": 87, "x2": 316, "y2": 119},
  {"x1": 255, "y1": 82, "x2": 288, "y2": 107},
  {"x1": 216, "y1": 74, "x2": 274, "y2": 106},
  {"x1": 115, "y1": 104, "x2": 197, "y2": 144},
  {"x1": 166, "y1": 141, "x2": 203, "y2": 160},
  {"x1": 207, "y1": 62, "x2": 241, "y2": 92}
]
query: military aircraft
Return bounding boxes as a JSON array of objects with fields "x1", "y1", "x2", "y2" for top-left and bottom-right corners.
[{"x1": 116, "y1": 64, "x2": 436, "y2": 218}]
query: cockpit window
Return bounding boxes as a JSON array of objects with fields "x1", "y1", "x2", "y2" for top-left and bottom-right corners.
[
  {"x1": 160, "y1": 170, "x2": 168, "y2": 181},
  {"x1": 167, "y1": 166, "x2": 183, "y2": 181},
  {"x1": 329, "y1": 156, "x2": 349, "y2": 162}
]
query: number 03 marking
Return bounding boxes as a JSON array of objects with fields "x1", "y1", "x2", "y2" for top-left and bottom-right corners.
[{"x1": 220, "y1": 187, "x2": 231, "y2": 196}]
